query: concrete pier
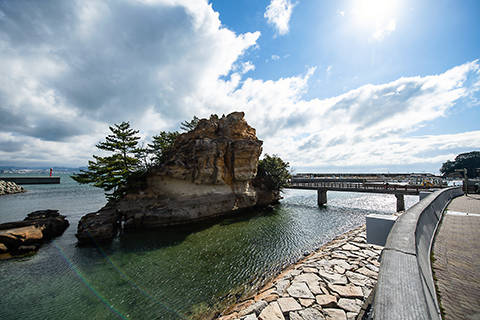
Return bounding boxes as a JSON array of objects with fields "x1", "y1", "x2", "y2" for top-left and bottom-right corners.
[
  {"x1": 1, "y1": 177, "x2": 60, "y2": 185},
  {"x1": 317, "y1": 189, "x2": 327, "y2": 206},
  {"x1": 395, "y1": 194, "x2": 405, "y2": 212}
]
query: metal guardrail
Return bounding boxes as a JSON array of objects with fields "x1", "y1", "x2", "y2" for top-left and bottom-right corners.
[{"x1": 372, "y1": 187, "x2": 464, "y2": 320}]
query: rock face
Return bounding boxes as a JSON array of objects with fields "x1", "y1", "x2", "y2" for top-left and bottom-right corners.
[
  {"x1": 0, "y1": 180, "x2": 26, "y2": 195},
  {"x1": 76, "y1": 112, "x2": 280, "y2": 244},
  {"x1": 0, "y1": 210, "x2": 69, "y2": 257},
  {"x1": 75, "y1": 207, "x2": 120, "y2": 245}
]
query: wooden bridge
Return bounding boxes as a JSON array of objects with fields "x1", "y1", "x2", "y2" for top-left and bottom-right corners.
[{"x1": 287, "y1": 179, "x2": 440, "y2": 212}]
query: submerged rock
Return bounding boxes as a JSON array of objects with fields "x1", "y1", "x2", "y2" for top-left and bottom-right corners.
[
  {"x1": 0, "y1": 209, "x2": 69, "y2": 257},
  {"x1": 76, "y1": 112, "x2": 280, "y2": 244}
]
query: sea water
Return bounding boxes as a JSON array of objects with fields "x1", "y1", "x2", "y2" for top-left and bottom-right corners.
[{"x1": 0, "y1": 174, "x2": 417, "y2": 319}]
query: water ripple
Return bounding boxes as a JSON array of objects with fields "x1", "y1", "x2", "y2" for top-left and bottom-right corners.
[{"x1": 0, "y1": 183, "x2": 418, "y2": 320}]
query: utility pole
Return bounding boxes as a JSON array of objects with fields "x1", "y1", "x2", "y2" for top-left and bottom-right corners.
[{"x1": 455, "y1": 168, "x2": 467, "y2": 194}]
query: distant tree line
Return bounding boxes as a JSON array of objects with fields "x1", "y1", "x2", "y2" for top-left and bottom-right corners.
[{"x1": 440, "y1": 151, "x2": 480, "y2": 178}]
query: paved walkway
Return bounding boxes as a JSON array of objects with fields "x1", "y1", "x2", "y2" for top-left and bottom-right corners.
[{"x1": 432, "y1": 194, "x2": 480, "y2": 320}]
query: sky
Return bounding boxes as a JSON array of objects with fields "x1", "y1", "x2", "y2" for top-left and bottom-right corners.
[{"x1": 0, "y1": 0, "x2": 479, "y2": 174}]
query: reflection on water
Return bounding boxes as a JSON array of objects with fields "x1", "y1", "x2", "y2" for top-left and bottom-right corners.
[{"x1": 0, "y1": 176, "x2": 417, "y2": 319}]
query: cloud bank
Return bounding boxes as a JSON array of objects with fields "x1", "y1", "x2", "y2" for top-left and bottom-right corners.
[{"x1": 0, "y1": 0, "x2": 479, "y2": 173}]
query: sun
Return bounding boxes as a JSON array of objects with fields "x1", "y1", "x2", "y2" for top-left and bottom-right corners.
[
  {"x1": 356, "y1": 0, "x2": 396, "y2": 22},
  {"x1": 351, "y1": 0, "x2": 401, "y2": 39},
  {"x1": 352, "y1": 0, "x2": 401, "y2": 26}
]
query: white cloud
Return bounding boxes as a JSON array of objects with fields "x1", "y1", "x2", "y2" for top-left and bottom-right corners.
[
  {"x1": 271, "y1": 55, "x2": 280, "y2": 60},
  {"x1": 0, "y1": 1, "x2": 479, "y2": 173},
  {"x1": 373, "y1": 18, "x2": 396, "y2": 40},
  {"x1": 186, "y1": 60, "x2": 480, "y2": 172},
  {"x1": 326, "y1": 65, "x2": 333, "y2": 76},
  {"x1": 264, "y1": 0, "x2": 297, "y2": 36},
  {"x1": 0, "y1": 0, "x2": 260, "y2": 165}
]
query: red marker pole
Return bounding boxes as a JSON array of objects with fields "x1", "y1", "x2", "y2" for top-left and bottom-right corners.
[{"x1": 50, "y1": 168, "x2": 53, "y2": 177}]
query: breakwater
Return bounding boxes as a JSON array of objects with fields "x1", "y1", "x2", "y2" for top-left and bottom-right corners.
[
  {"x1": 0, "y1": 180, "x2": 26, "y2": 195},
  {"x1": 1, "y1": 176, "x2": 60, "y2": 185}
]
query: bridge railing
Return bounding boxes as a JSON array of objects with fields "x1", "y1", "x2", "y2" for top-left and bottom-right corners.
[{"x1": 289, "y1": 181, "x2": 438, "y2": 192}]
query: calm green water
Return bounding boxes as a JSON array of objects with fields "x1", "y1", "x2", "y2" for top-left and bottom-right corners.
[{"x1": 0, "y1": 174, "x2": 417, "y2": 319}]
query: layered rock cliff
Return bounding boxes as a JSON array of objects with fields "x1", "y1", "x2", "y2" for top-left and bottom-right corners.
[{"x1": 76, "y1": 112, "x2": 280, "y2": 244}]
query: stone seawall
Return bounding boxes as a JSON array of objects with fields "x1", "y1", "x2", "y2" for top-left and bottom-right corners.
[
  {"x1": 217, "y1": 225, "x2": 382, "y2": 320},
  {"x1": 0, "y1": 180, "x2": 26, "y2": 195}
]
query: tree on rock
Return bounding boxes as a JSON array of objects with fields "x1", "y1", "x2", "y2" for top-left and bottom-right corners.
[
  {"x1": 257, "y1": 154, "x2": 292, "y2": 192},
  {"x1": 180, "y1": 116, "x2": 200, "y2": 132},
  {"x1": 440, "y1": 151, "x2": 480, "y2": 178},
  {"x1": 148, "y1": 131, "x2": 179, "y2": 165},
  {"x1": 72, "y1": 121, "x2": 144, "y2": 201}
]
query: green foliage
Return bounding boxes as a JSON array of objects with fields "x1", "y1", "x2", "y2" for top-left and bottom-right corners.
[
  {"x1": 257, "y1": 154, "x2": 292, "y2": 192},
  {"x1": 180, "y1": 115, "x2": 200, "y2": 132},
  {"x1": 440, "y1": 151, "x2": 480, "y2": 178},
  {"x1": 148, "y1": 131, "x2": 179, "y2": 165},
  {"x1": 72, "y1": 121, "x2": 144, "y2": 201}
]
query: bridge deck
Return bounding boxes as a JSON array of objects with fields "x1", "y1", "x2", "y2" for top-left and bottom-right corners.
[{"x1": 287, "y1": 181, "x2": 436, "y2": 195}]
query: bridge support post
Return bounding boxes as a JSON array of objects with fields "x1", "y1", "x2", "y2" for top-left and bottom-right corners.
[
  {"x1": 395, "y1": 194, "x2": 405, "y2": 212},
  {"x1": 317, "y1": 189, "x2": 327, "y2": 206}
]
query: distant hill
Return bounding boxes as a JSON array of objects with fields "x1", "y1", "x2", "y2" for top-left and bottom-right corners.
[{"x1": 0, "y1": 166, "x2": 87, "y2": 174}]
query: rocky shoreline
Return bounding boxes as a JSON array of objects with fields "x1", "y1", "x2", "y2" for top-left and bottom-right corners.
[
  {"x1": 0, "y1": 180, "x2": 26, "y2": 195},
  {"x1": 217, "y1": 225, "x2": 382, "y2": 320},
  {"x1": 0, "y1": 210, "x2": 69, "y2": 258}
]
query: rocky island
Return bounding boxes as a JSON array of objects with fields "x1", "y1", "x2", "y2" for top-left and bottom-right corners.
[{"x1": 76, "y1": 112, "x2": 281, "y2": 244}]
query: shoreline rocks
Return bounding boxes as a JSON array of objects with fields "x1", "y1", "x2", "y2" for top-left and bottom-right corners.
[
  {"x1": 0, "y1": 180, "x2": 26, "y2": 195},
  {"x1": 0, "y1": 209, "x2": 69, "y2": 257},
  {"x1": 217, "y1": 225, "x2": 382, "y2": 320}
]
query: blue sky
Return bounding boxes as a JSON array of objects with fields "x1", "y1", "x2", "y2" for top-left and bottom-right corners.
[{"x1": 0, "y1": 0, "x2": 479, "y2": 174}]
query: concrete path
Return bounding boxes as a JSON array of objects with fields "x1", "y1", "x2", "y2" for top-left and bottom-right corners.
[{"x1": 432, "y1": 194, "x2": 480, "y2": 320}]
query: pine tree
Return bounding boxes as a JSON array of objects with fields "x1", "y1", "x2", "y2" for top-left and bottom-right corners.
[
  {"x1": 180, "y1": 116, "x2": 199, "y2": 132},
  {"x1": 72, "y1": 121, "x2": 143, "y2": 200},
  {"x1": 148, "y1": 131, "x2": 179, "y2": 165}
]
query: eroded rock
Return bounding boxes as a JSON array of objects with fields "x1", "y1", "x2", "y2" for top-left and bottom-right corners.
[
  {"x1": 0, "y1": 209, "x2": 69, "y2": 256},
  {"x1": 75, "y1": 207, "x2": 120, "y2": 244}
]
